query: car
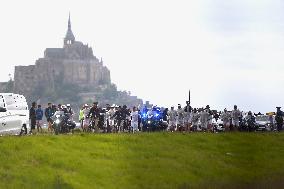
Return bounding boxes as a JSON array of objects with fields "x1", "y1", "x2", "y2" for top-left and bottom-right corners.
[
  {"x1": 0, "y1": 93, "x2": 29, "y2": 135},
  {"x1": 255, "y1": 115, "x2": 274, "y2": 131}
]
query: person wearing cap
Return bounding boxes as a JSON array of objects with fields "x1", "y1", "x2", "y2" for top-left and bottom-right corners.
[
  {"x1": 275, "y1": 107, "x2": 283, "y2": 132},
  {"x1": 167, "y1": 106, "x2": 177, "y2": 132},
  {"x1": 231, "y1": 105, "x2": 241, "y2": 131}
]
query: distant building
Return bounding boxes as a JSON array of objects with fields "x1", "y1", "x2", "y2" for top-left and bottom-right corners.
[
  {"x1": 6, "y1": 14, "x2": 143, "y2": 107},
  {"x1": 14, "y1": 14, "x2": 110, "y2": 95}
]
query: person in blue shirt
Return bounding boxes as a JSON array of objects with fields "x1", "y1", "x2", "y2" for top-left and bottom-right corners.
[{"x1": 36, "y1": 104, "x2": 44, "y2": 133}]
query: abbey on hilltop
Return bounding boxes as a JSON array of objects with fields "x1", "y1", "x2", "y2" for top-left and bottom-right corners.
[{"x1": 1, "y1": 14, "x2": 142, "y2": 107}]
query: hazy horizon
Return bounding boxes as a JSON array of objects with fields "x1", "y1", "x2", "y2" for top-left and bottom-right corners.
[{"x1": 1, "y1": 0, "x2": 284, "y2": 112}]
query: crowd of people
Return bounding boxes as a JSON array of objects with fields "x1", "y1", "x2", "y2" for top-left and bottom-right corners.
[
  {"x1": 29, "y1": 101, "x2": 284, "y2": 134},
  {"x1": 29, "y1": 102, "x2": 74, "y2": 134}
]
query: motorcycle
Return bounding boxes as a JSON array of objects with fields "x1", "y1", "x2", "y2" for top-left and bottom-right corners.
[
  {"x1": 51, "y1": 111, "x2": 76, "y2": 135},
  {"x1": 239, "y1": 117, "x2": 256, "y2": 132},
  {"x1": 141, "y1": 108, "x2": 167, "y2": 132}
]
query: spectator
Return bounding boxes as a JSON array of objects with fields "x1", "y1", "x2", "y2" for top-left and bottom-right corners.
[
  {"x1": 29, "y1": 102, "x2": 37, "y2": 134},
  {"x1": 221, "y1": 108, "x2": 231, "y2": 131},
  {"x1": 131, "y1": 106, "x2": 139, "y2": 133},
  {"x1": 231, "y1": 105, "x2": 241, "y2": 131},
  {"x1": 167, "y1": 106, "x2": 177, "y2": 132},
  {"x1": 275, "y1": 107, "x2": 283, "y2": 132},
  {"x1": 45, "y1": 103, "x2": 53, "y2": 132},
  {"x1": 36, "y1": 104, "x2": 43, "y2": 133},
  {"x1": 191, "y1": 108, "x2": 200, "y2": 132}
]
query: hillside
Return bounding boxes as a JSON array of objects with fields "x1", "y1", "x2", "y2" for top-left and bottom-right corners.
[{"x1": 0, "y1": 132, "x2": 284, "y2": 189}]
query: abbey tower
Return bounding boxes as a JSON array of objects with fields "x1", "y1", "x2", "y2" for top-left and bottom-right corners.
[
  {"x1": 9, "y1": 14, "x2": 142, "y2": 107},
  {"x1": 14, "y1": 14, "x2": 111, "y2": 96}
]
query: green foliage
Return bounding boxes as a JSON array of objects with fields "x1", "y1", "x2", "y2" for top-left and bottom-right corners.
[
  {"x1": 30, "y1": 74, "x2": 82, "y2": 104},
  {"x1": 102, "y1": 84, "x2": 118, "y2": 100},
  {"x1": 0, "y1": 133, "x2": 284, "y2": 188}
]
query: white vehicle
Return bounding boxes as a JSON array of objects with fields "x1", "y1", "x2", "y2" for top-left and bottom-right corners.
[
  {"x1": 0, "y1": 93, "x2": 29, "y2": 135},
  {"x1": 255, "y1": 115, "x2": 274, "y2": 131}
]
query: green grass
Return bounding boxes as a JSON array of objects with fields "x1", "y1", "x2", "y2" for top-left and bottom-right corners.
[{"x1": 0, "y1": 132, "x2": 284, "y2": 189}]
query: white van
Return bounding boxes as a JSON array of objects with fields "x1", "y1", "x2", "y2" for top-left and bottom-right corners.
[{"x1": 0, "y1": 93, "x2": 29, "y2": 135}]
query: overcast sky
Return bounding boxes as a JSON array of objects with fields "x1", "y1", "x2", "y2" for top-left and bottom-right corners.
[{"x1": 0, "y1": 0, "x2": 284, "y2": 112}]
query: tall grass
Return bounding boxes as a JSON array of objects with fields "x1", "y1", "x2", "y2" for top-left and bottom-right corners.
[{"x1": 0, "y1": 132, "x2": 283, "y2": 188}]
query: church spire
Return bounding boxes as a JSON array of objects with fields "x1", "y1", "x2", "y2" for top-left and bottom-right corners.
[
  {"x1": 64, "y1": 12, "x2": 75, "y2": 46},
  {"x1": 68, "y1": 12, "x2": 71, "y2": 30}
]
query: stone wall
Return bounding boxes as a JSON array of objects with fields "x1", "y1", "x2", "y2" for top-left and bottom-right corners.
[
  {"x1": 0, "y1": 82, "x2": 8, "y2": 92},
  {"x1": 14, "y1": 65, "x2": 36, "y2": 95}
]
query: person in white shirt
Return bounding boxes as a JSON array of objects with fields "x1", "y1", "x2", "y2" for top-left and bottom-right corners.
[
  {"x1": 191, "y1": 108, "x2": 200, "y2": 132},
  {"x1": 167, "y1": 106, "x2": 177, "y2": 131},
  {"x1": 221, "y1": 108, "x2": 231, "y2": 131},
  {"x1": 200, "y1": 108, "x2": 210, "y2": 131},
  {"x1": 107, "y1": 105, "x2": 116, "y2": 132},
  {"x1": 231, "y1": 105, "x2": 241, "y2": 130},
  {"x1": 176, "y1": 104, "x2": 185, "y2": 131},
  {"x1": 131, "y1": 106, "x2": 139, "y2": 133}
]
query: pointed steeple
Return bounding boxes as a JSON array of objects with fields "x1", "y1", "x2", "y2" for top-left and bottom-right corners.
[
  {"x1": 64, "y1": 12, "x2": 75, "y2": 46},
  {"x1": 68, "y1": 12, "x2": 71, "y2": 30}
]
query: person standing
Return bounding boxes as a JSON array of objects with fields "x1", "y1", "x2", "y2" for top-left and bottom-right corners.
[
  {"x1": 35, "y1": 104, "x2": 43, "y2": 133},
  {"x1": 205, "y1": 105, "x2": 213, "y2": 132},
  {"x1": 275, "y1": 107, "x2": 283, "y2": 132},
  {"x1": 107, "y1": 105, "x2": 116, "y2": 132},
  {"x1": 200, "y1": 108, "x2": 209, "y2": 131},
  {"x1": 87, "y1": 102, "x2": 100, "y2": 132},
  {"x1": 177, "y1": 104, "x2": 185, "y2": 132},
  {"x1": 231, "y1": 105, "x2": 241, "y2": 131},
  {"x1": 45, "y1": 103, "x2": 53, "y2": 132},
  {"x1": 29, "y1": 102, "x2": 37, "y2": 134},
  {"x1": 221, "y1": 109, "x2": 231, "y2": 131},
  {"x1": 167, "y1": 106, "x2": 177, "y2": 132},
  {"x1": 184, "y1": 102, "x2": 192, "y2": 132},
  {"x1": 191, "y1": 108, "x2": 200, "y2": 132},
  {"x1": 79, "y1": 105, "x2": 85, "y2": 130},
  {"x1": 131, "y1": 106, "x2": 139, "y2": 133},
  {"x1": 83, "y1": 104, "x2": 90, "y2": 132}
]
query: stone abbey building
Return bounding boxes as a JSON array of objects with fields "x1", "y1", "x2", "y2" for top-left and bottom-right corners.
[
  {"x1": 2, "y1": 15, "x2": 142, "y2": 107},
  {"x1": 14, "y1": 15, "x2": 110, "y2": 95}
]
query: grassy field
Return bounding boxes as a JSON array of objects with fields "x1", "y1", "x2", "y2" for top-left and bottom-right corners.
[{"x1": 0, "y1": 132, "x2": 284, "y2": 189}]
